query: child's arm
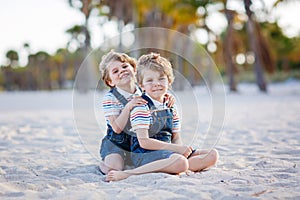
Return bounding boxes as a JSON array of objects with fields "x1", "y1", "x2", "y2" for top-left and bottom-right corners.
[
  {"x1": 136, "y1": 129, "x2": 193, "y2": 157},
  {"x1": 171, "y1": 132, "x2": 183, "y2": 145},
  {"x1": 108, "y1": 96, "x2": 147, "y2": 133},
  {"x1": 170, "y1": 104, "x2": 183, "y2": 145},
  {"x1": 172, "y1": 132, "x2": 195, "y2": 158}
]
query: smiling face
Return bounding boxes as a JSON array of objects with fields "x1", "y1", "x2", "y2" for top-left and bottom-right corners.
[
  {"x1": 141, "y1": 69, "x2": 169, "y2": 102},
  {"x1": 107, "y1": 60, "x2": 136, "y2": 89},
  {"x1": 99, "y1": 50, "x2": 137, "y2": 89}
]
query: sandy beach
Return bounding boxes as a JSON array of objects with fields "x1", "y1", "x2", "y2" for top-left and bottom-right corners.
[{"x1": 0, "y1": 81, "x2": 299, "y2": 199}]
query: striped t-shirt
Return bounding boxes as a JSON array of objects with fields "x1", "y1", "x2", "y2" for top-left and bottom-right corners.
[
  {"x1": 130, "y1": 94, "x2": 181, "y2": 134},
  {"x1": 102, "y1": 86, "x2": 142, "y2": 124}
]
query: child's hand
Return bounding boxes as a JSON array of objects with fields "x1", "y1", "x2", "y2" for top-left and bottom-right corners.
[
  {"x1": 126, "y1": 96, "x2": 147, "y2": 111},
  {"x1": 178, "y1": 145, "x2": 193, "y2": 158},
  {"x1": 164, "y1": 93, "x2": 175, "y2": 107}
]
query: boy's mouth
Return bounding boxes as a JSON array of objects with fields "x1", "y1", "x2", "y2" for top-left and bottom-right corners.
[
  {"x1": 120, "y1": 73, "x2": 129, "y2": 79},
  {"x1": 151, "y1": 88, "x2": 163, "y2": 93}
]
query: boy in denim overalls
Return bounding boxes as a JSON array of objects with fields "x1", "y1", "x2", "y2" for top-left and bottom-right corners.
[
  {"x1": 106, "y1": 53, "x2": 219, "y2": 181},
  {"x1": 98, "y1": 50, "x2": 147, "y2": 174},
  {"x1": 98, "y1": 50, "x2": 175, "y2": 175}
]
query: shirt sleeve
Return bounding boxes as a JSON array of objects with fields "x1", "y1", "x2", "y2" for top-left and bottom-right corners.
[
  {"x1": 102, "y1": 92, "x2": 121, "y2": 118},
  {"x1": 172, "y1": 106, "x2": 181, "y2": 133},
  {"x1": 130, "y1": 105, "x2": 151, "y2": 131}
]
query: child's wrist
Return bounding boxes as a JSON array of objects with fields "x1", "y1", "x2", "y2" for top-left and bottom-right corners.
[{"x1": 124, "y1": 104, "x2": 132, "y2": 112}]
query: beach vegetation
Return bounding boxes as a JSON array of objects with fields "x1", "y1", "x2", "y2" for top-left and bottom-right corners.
[{"x1": 0, "y1": 0, "x2": 299, "y2": 91}]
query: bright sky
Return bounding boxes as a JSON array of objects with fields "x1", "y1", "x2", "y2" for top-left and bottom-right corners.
[
  {"x1": 0, "y1": 0, "x2": 84, "y2": 66},
  {"x1": 0, "y1": 0, "x2": 300, "y2": 66}
]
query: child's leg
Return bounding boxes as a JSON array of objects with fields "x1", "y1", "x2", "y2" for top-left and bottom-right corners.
[
  {"x1": 99, "y1": 153, "x2": 124, "y2": 174},
  {"x1": 106, "y1": 154, "x2": 188, "y2": 181},
  {"x1": 188, "y1": 149, "x2": 219, "y2": 172}
]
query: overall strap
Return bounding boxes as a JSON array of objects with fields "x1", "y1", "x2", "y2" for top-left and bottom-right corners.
[
  {"x1": 136, "y1": 84, "x2": 143, "y2": 93},
  {"x1": 141, "y1": 93, "x2": 157, "y2": 110},
  {"x1": 109, "y1": 87, "x2": 133, "y2": 134},
  {"x1": 110, "y1": 87, "x2": 128, "y2": 106}
]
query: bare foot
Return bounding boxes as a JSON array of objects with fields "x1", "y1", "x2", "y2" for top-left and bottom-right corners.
[{"x1": 106, "y1": 170, "x2": 131, "y2": 182}]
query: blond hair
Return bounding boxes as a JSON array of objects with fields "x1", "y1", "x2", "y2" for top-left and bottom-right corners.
[
  {"x1": 137, "y1": 52, "x2": 174, "y2": 86},
  {"x1": 99, "y1": 50, "x2": 137, "y2": 87}
]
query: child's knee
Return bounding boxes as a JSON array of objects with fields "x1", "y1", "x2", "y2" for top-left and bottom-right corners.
[
  {"x1": 104, "y1": 155, "x2": 124, "y2": 171},
  {"x1": 109, "y1": 162, "x2": 123, "y2": 171},
  {"x1": 209, "y1": 149, "x2": 219, "y2": 163},
  {"x1": 172, "y1": 155, "x2": 189, "y2": 172}
]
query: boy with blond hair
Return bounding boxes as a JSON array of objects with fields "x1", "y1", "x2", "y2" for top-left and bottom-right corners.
[{"x1": 106, "y1": 53, "x2": 218, "y2": 181}]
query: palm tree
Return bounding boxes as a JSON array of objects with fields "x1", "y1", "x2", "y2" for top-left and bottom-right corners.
[
  {"x1": 66, "y1": 25, "x2": 86, "y2": 50},
  {"x1": 68, "y1": 0, "x2": 102, "y2": 92},
  {"x1": 68, "y1": 0, "x2": 102, "y2": 50},
  {"x1": 100, "y1": 0, "x2": 134, "y2": 51},
  {"x1": 6, "y1": 50, "x2": 19, "y2": 68},
  {"x1": 244, "y1": 0, "x2": 275, "y2": 92},
  {"x1": 52, "y1": 48, "x2": 70, "y2": 89},
  {"x1": 27, "y1": 51, "x2": 52, "y2": 90},
  {"x1": 223, "y1": 9, "x2": 238, "y2": 91}
]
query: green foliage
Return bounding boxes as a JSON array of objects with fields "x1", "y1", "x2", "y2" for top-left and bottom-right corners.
[
  {"x1": 262, "y1": 22, "x2": 295, "y2": 55},
  {"x1": 6, "y1": 50, "x2": 19, "y2": 61},
  {"x1": 1, "y1": 0, "x2": 300, "y2": 91}
]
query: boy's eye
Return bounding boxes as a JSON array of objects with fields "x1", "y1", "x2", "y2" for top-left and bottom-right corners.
[
  {"x1": 122, "y1": 65, "x2": 128, "y2": 69},
  {"x1": 112, "y1": 70, "x2": 118, "y2": 74}
]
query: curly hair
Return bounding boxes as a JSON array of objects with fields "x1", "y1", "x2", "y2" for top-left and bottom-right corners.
[
  {"x1": 137, "y1": 52, "x2": 174, "y2": 86},
  {"x1": 99, "y1": 50, "x2": 137, "y2": 87}
]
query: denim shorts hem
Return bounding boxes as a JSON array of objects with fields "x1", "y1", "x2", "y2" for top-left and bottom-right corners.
[
  {"x1": 131, "y1": 150, "x2": 175, "y2": 167},
  {"x1": 100, "y1": 137, "x2": 127, "y2": 160}
]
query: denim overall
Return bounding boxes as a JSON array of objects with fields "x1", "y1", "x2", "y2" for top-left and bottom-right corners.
[
  {"x1": 131, "y1": 94, "x2": 174, "y2": 154},
  {"x1": 104, "y1": 87, "x2": 133, "y2": 152}
]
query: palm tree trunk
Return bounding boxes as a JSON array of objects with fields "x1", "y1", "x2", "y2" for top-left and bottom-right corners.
[
  {"x1": 244, "y1": 0, "x2": 267, "y2": 92},
  {"x1": 224, "y1": 9, "x2": 237, "y2": 92}
]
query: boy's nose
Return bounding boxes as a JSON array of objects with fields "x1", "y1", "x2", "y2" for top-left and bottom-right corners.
[
  {"x1": 153, "y1": 81, "x2": 161, "y2": 86},
  {"x1": 119, "y1": 68, "x2": 127, "y2": 75}
]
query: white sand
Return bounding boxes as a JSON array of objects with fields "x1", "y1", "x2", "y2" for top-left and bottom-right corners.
[{"x1": 0, "y1": 81, "x2": 299, "y2": 199}]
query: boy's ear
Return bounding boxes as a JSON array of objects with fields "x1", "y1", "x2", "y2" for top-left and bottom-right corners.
[
  {"x1": 139, "y1": 83, "x2": 144, "y2": 91},
  {"x1": 107, "y1": 80, "x2": 115, "y2": 87}
]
